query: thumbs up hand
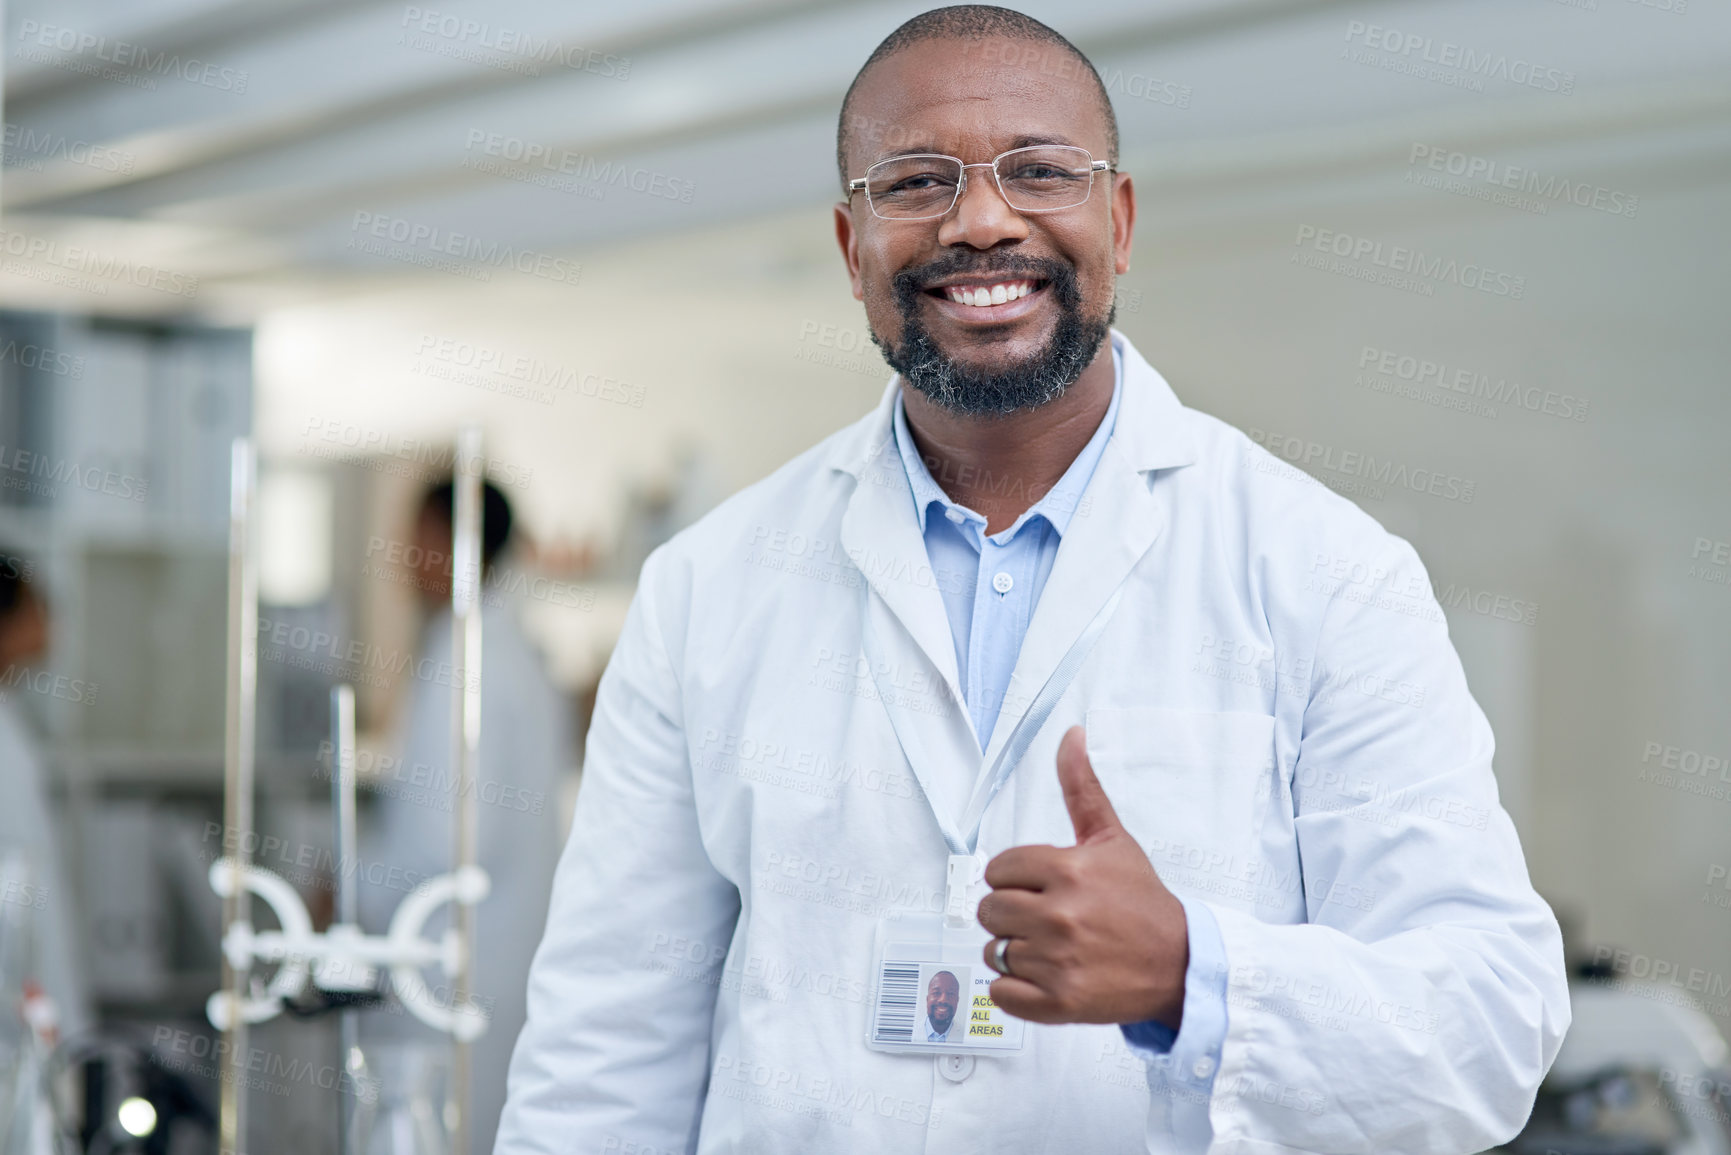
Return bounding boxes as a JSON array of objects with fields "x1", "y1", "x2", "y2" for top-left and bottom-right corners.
[{"x1": 977, "y1": 726, "x2": 1190, "y2": 1028}]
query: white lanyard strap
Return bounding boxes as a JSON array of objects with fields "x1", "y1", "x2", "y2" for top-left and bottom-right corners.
[
  {"x1": 956, "y1": 583, "x2": 1124, "y2": 847},
  {"x1": 860, "y1": 580, "x2": 1127, "y2": 904}
]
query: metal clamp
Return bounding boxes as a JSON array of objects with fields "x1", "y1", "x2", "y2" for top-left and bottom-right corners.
[{"x1": 206, "y1": 859, "x2": 491, "y2": 1041}]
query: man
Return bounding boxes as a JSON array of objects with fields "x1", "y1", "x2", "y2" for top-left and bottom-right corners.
[
  {"x1": 359, "y1": 479, "x2": 569, "y2": 1150},
  {"x1": 497, "y1": 7, "x2": 1568, "y2": 1153},
  {"x1": 927, "y1": 971, "x2": 963, "y2": 1043},
  {"x1": 0, "y1": 563, "x2": 89, "y2": 1043}
]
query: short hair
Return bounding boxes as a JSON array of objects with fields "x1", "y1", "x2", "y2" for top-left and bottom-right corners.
[
  {"x1": 420, "y1": 477, "x2": 514, "y2": 572},
  {"x1": 0, "y1": 554, "x2": 30, "y2": 620},
  {"x1": 836, "y1": 5, "x2": 1119, "y2": 192}
]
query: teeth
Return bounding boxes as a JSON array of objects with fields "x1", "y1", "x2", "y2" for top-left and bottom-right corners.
[{"x1": 942, "y1": 280, "x2": 1036, "y2": 306}]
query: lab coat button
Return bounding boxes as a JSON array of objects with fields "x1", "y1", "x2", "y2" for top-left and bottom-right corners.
[
  {"x1": 992, "y1": 571, "x2": 1014, "y2": 594},
  {"x1": 936, "y1": 1054, "x2": 974, "y2": 1082},
  {"x1": 1192, "y1": 1055, "x2": 1216, "y2": 1080}
]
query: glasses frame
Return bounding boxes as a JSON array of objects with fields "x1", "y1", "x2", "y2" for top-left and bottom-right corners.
[{"x1": 847, "y1": 145, "x2": 1113, "y2": 222}]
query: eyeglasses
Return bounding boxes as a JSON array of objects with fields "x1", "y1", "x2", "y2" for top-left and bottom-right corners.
[{"x1": 847, "y1": 145, "x2": 1112, "y2": 221}]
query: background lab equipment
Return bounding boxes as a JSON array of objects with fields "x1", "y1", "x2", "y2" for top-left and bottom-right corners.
[
  {"x1": 200, "y1": 434, "x2": 496, "y2": 1155},
  {"x1": 1491, "y1": 970, "x2": 1731, "y2": 1155}
]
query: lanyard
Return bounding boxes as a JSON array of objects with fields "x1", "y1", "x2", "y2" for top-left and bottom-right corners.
[{"x1": 860, "y1": 581, "x2": 1126, "y2": 925}]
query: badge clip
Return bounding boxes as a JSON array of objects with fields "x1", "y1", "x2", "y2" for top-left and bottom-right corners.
[{"x1": 944, "y1": 853, "x2": 983, "y2": 929}]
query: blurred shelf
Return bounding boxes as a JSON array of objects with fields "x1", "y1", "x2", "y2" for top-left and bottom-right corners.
[
  {"x1": 94, "y1": 973, "x2": 224, "y2": 1018},
  {"x1": 49, "y1": 746, "x2": 320, "y2": 790},
  {"x1": 0, "y1": 506, "x2": 229, "y2": 552}
]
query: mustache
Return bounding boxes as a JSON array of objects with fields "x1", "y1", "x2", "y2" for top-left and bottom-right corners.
[
  {"x1": 869, "y1": 245, "x2": 1110, "y2": 417},
  {"x1": 891, "y1": 251, "x2": 1078, "y2": 306}
]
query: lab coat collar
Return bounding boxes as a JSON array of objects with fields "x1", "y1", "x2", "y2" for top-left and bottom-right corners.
[
  {"x1": 1102, "y1": 328, "x2": 1198, "y2": 473},
  {"x1": 836, "y1": 396, "x2": 971, "y2": 738},
  {"x1": 833, "y1": 329, "x2": 1197, "y2": 765}
]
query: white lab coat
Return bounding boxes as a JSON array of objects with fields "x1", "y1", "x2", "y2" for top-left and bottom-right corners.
[
  {"x1": 0, "y1": 699, "x2": 89, "y2": 1038},
  {"x1": 360, "y1": 603, "x2": 568, "y2": 1150},
  {"x1": 497, "y1": 331, "x2": 1569, "y2": 1154}
]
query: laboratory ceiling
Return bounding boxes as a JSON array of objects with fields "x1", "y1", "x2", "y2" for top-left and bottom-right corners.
[{"x1": 3, "y1": 0, "x2": 1728, "y2": 318}]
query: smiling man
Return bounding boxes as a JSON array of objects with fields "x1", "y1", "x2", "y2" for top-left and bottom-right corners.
[
  {"x1": 926, "y1": 971, "x2": 962, "y2": 1042},
  {"x1": 496, "y1": 8, "x2": 1568, "y2": 1155}
]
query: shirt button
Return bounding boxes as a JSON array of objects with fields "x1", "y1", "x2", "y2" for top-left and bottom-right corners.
[
  {"x1": 936, "y1": 1053, "x2": 975, "y2": 1082},
  {"x1": 992, "y1": 571, "x2": 1014, "y2": 594},
  {"x1": 1192, "y1": 1055, "x2": 1217, "y2": 1080},
  {"x1": 945, "y1": 508, "x2": 966, "y2": 524}
]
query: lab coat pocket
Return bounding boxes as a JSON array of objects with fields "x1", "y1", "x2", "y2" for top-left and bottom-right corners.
[{"x1": 1083, "y1": 707, "x2": 1276, "y2": 882}]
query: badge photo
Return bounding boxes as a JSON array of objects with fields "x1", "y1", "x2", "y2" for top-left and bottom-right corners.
[{"x1": 867, "y1": 919, "x2": 1025, "y2": 1055}]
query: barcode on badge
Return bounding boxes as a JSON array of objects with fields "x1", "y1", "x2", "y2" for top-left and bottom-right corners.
[{"x1": 873, "y1": 963, "x2": 919, "y2": 1043}]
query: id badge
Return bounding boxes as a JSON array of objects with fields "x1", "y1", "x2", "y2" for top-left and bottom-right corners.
[{"x1": 865, "y1": 913, "x2": 1025, "y2": 1055}]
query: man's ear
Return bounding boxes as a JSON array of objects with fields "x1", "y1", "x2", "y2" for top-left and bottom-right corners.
[
  {"x1": 834, "y1": 201, "x2": 865, "y2": 301},
  {"x1": 1110, "y1": 171, "x2": 1135, "y2": 276}
]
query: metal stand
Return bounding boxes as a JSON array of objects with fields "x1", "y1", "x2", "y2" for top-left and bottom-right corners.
[
  {"x1": 447, "y1": 428, "x2": 485, "y2": 1155},
  {"x1": 210, "y1": 432, "x2": 491, "y2": 1155},
  {"x1": 219, "y1": 440, "x2": 258, "y2": 1155},
  {"x1": 332, "y1": 686, "x2": 358, "y2": 1155}
]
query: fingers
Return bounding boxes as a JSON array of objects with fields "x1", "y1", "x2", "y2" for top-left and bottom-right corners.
[
  {"x1": 984, "y1": 933, "x2": 1140, "y2": 1025},
  {"x1": 975, "y1": 887, "x2": 1048, "y2": 939},
  {"x1": 982, "y1": 843, "x2": 1068, "y2": 891},
  {"x1": 1056, "y1": 725, "x2": 1125, "y2": 843},
  {"x1": 978, "y1": 930, "x2": 1056, "y2": 997},
  {"x1": 985, "y1": 975, "x2": 1068, "y2": 1024}
]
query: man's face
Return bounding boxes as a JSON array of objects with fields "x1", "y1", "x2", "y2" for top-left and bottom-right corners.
[
  {"x1": 927, "y1": 971, "x2": 960, "y2": 1034},
  {"x1": 413, "y1": 506, "x2": 453, "y2": 606},
  {"x1": 0, "y1": 586, "x2": 48, "y2": 669},
  {"x1": 835, "y1": 36, "x2": 1134, "y2": 416}
]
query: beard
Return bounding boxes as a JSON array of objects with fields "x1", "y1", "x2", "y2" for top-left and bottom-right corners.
[{"x1": 869, "y1": 251, "x2": 1113, "y2": 417}]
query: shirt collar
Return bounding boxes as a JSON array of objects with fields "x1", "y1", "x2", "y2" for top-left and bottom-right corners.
[{"x1": 892, "y1": 344, "x2": 1123, "y2": 542}]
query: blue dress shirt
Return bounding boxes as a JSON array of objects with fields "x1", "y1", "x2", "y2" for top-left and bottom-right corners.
[{"x1": 891, "y1": 345, "x2": 1229, "y2": 1104}]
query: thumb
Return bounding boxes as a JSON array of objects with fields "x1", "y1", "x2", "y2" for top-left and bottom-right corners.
[{"x1": 1056, "y1": 725, "x2": 1124, "y2": 843}]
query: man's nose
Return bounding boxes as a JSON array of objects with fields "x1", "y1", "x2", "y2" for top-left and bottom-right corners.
[{"x1": 937, "y1": 166, "x2": 1030, "y2": 250}]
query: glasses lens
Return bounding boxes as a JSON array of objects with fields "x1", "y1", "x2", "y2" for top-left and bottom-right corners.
[
  {"x1": 995, "y1": 146, "x2": 1096, "y2": 211},
  {"x1": 865, "y1": 155, "x2": 962, "y2": 219}
]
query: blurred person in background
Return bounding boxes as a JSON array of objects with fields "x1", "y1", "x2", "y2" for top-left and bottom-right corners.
[
  {"x1": 358, "y1": 479, "x2": 569, "y2": 1149},
  {"x1": 0, "y1": 561, "x2": 90, "y2": 1041}
]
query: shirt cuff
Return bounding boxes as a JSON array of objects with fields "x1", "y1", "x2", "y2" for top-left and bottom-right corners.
[
  {"x1": 1120, "y1": 895, "x2": 1229, "y2": 1149},
  {"x1": 1119, "y1": 894, "x2": 1229, "y2": 1060}
]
